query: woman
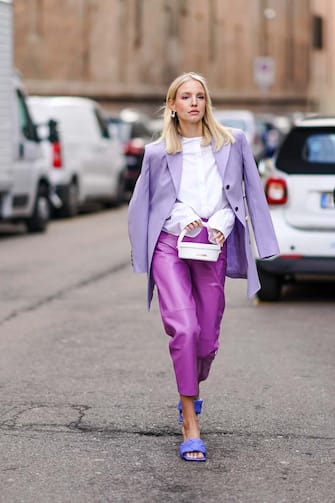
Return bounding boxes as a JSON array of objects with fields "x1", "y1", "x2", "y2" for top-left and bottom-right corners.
[{"x1": 128, "y1": 72, "x2": 279, "y2": 462}]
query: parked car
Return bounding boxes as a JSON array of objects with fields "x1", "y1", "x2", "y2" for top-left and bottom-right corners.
[
  {"x1": 255, "y1": 113, "x2": 292, "y2": 159},
  {"x1": 28, "y1": 96, "x2": 126, "y2": 217},
  {"x1": 213, "y1": 109, "x2": 265, "y2": 162},
  {"x1": 149, "y1": 118, "x2": 164, "y2": 141},
  {"x1": 0, "y1": 0, "x2": 53, "y2": 233},
  {"x1": 256, "y1": 115, "x2": 335, "y2": 301},
  {"x1": 107, "y1": 108, "x2": 152, "y2": 194}
]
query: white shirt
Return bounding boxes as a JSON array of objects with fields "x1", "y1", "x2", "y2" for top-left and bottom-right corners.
[{"x1": 163, "y1": 136, "x2": 235, "y2": 242}]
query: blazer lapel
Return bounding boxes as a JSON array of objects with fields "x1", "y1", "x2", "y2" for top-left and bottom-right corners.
[
  {"x1": 212, "y1": 142, "x2": 231, "y2": 180},
  {"x1": 166, "y1": 151, "x2": 182, "y2": 195}
]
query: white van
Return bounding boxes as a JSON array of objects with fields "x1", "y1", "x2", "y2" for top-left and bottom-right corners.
[
  {"x1": 28, "y1": 96, "x2": 127, "y2": 217},
  {"x1": 0, "y1": 0, "x2": 52, "y2": 232}
]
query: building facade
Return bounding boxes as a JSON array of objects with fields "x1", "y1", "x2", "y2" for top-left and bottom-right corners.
[
  {"x1": 14, "y1": 0, "x2": 318, "y2": 114},
  {"x1": 309, "y1": 0, "x2": 335, "y2": 113}
]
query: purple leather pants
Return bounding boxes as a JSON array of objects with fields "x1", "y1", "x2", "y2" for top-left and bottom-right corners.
[{"x1": 152, "y1": 228, "x2": 227, "y2": 396}]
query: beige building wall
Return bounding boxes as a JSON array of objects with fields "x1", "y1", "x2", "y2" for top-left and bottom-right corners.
[
  {"x1": 14, "y1": 0, "x2": 313, "y2": 114},
  {"x1": 309, "y1": 0, "x2": 335, "y2": 112}
]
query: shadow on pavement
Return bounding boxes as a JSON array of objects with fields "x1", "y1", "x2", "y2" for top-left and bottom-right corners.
[{"x1": 281, "y1": 280, "x2": 335, "y2": 302}]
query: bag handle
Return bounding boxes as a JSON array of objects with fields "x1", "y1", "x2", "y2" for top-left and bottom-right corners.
[{"x1": 177, "y1": 221, "x2": 220, "y2": 249}]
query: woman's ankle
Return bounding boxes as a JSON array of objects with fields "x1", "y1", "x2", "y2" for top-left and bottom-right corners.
[{"x1": 182, "y1": 418, "x2": 200, "y2": 439}]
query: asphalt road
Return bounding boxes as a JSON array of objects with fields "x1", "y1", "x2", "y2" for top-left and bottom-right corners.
[{"x1": 0, "y1": 206, "x2": 334, "y2": 503}]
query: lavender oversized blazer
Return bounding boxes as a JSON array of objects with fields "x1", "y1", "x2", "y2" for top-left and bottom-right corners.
[{"x1": 128, "y1": 129, "x2": 280, "y2": 309}]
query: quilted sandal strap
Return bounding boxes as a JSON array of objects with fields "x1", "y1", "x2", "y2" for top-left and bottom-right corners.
[
  {"x1": 179, "y1": 438, "x2": 207, "y2": 461},
  {"x1": 177, "y1": 399, "x2": 203, "y2": 423},
  {"x1": 194, "y1": 399, "x2": 203, "y2": 415}
]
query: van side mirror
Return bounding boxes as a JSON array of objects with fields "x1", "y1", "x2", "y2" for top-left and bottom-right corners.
[
  {"x1": 23, "y1": 122, "x2": 40, "y2": 143},
  {"x1": 47, "y1": 119, "x2": 59, "y2": 142}
]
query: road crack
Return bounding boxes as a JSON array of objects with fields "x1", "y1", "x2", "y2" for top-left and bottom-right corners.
[
  {"x1": 1, "y1": 402, "x2": 334, "y2": 442},
  {"x1": 0, "y1": 261, "x2": 129, "y2": 327},
  {"x1": 1, "y1": 415, "x2": 334, "y2": 442}
]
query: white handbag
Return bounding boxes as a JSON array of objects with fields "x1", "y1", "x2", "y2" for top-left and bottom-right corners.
[{"x1": 177, "y1": 222, "x2": 221, "y2": 262}]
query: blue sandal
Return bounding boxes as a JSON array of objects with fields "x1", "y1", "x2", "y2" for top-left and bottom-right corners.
[
  {"x1": 177, "y1": 399, "x2": 203, "y2": 423},
  {"x1": 179, "y1": 438, "x2": 207, "y2": 462}
]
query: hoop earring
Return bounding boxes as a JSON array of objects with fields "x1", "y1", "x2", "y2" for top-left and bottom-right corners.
[{"x1": 171, "y1": 110, "x2": 176, "y2": 118}]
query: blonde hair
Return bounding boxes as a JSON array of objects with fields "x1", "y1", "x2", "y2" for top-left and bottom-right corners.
[{"x1": 157, "y1": 72, "x2": 235, "y2": 154}]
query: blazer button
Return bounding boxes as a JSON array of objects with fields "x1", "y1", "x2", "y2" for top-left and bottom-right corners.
[
  {"x1": 226, "y1": 184, "x2": 230, "y2": 190},
  {"x1": 235, "y1": 206, "x2": 238, "y2": 211}
]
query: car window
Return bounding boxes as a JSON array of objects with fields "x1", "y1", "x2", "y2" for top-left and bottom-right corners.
[
  {"x1": 94, "y1": 108, "x2": 110, "y2": 139},
  {"x1": 304, "y1": 134, "x2": 335, "y2": 163},
  {"x1": 16, "y1": 90, "x2": 39, "y2": 142},
  {"x1": 118, "y1": 123, "x2": 131, "y2": 143},
  {"x1": 28, "y1": 102, "x2": 56, "y2": 141},
  {"x1": 276, "y1": 126, "x2": 335, "y2": 175},
  {"x1": 131, "y1": 121, "x2": 151, "y2": 139},
  {"x1": 108, "y1": 119, "x2": 131, "y2": 143}
]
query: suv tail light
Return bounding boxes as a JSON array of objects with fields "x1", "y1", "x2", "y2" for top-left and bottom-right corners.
[
  {"x1": 124, "y1": 138, "x2": 145, "y2": 156},
  {"x1": 52, "y1": 141, "x2": 62, "y2": 168},
  {"x1": 265, "y1": 177, "x2": 288, "y2": 205}
]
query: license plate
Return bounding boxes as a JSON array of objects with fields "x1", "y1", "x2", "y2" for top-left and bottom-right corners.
[{"x1": 320, "y1": 192, "x2": 335, "y2": 209}]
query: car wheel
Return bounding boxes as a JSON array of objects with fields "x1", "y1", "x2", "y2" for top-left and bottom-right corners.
[
  {"x1": 58, "y1": 181, "x2": 79, "y2": 218},
  {"x1": 26, "y1": 185, "x2": 50, "y2": 233},
  {"x1": 256, "y1": 270, "x2": 282, "y2": 301}
]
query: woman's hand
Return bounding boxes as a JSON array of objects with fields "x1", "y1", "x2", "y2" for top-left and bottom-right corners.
[
  {"x1": 184, "y1": 220, "x2": 203, "y2": 232},
  {"x1": 210, "y1": 228, "x2": 225, "y2": 246}
]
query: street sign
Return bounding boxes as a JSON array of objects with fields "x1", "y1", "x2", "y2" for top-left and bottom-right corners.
[{"x1": 254, "y1": 56, "x2": 275, "y2": 88}]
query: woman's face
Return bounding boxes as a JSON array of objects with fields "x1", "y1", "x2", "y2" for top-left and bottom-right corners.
[{"x1": 170, "y1": 79, "x2": 206, "y2": 127}]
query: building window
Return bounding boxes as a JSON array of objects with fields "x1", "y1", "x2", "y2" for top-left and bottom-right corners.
[{"x1": 312, "y1": 15, "x2": 324, "y2": 50}]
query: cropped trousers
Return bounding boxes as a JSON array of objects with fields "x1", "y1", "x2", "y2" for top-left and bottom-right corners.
[{"x1": 152, "y1": 227, "x2": 227, "y2": 396}]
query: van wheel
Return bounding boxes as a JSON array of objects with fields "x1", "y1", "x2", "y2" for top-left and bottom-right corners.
[
  {"x1": 26, "y1": 186, "x2": 50, "y2": 233},
  {"x1": 256, "y1": 270, "x2": 282, "y2": 301},
  {"x1": 58, "y1": 181, "x2": 79, "y2": 218}
]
